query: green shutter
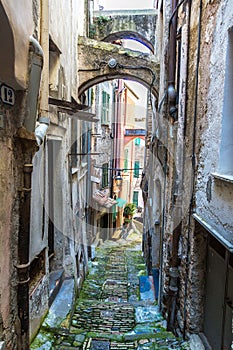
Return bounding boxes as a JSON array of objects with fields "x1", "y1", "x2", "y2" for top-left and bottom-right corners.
[
  {"x1": 135, "y1": 138, "x2": 141, "y2": 146},
  {"x1": 102, "y1": 91, "x2": 110, "y2": 124},
  {"x1": 134, "y1": 161, "x2": 140, "y2": 178},
  {"x1": 102, "y1": 163, "x2": 108, "y2": 188},
  {"x1": 124, "y1": 149, "x2": 128, "y2": 172},
  {"x1": 133, "y1": 191, "x2": 139, "y2": 206}
]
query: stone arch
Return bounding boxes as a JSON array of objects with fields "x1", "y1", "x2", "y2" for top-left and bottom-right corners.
[
  {"x1": 92, "y1": 9, "x2": 157, "y2": 52},
  {"x1": 78, "y1": 72, "x2": 158, "y2": 101},
  {"x1": 102, "y1": 30, "x2": 154, "y2": 53},
  {"x1": 78, "y1": 37, "x2": 160, "y2": 102}
]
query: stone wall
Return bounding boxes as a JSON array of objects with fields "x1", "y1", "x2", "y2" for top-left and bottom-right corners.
[
  {"x1": 0, "y1": 92, "x2": 26, "y2": 349},
  {"x1": 145, "y1": 0, "x2": 233, "y2": 343},
  {"x1": 92, "y1": 10, "x2": 157, "y2": 52}
]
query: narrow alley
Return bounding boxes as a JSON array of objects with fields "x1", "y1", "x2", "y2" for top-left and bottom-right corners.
[
  {"x1": 31, "y1": 230, "x2": 189, "y2": 350},
  {"x1": 1, "y1": 1, "x2": 233, "y2": 349}
]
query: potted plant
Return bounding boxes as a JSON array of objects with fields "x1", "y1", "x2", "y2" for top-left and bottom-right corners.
[{"x1": 123, "y1": 203, "x2": 136, "y2": 227}]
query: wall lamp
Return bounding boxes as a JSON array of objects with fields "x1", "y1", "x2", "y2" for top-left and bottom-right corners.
[
  {"x1": 115, "y1": 171, "x2": 123, "y2": 181},
  {"x1": 114, "y1": 171, "x2": 123, "y2": 187}
]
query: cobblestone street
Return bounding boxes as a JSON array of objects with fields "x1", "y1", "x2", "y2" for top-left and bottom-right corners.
[{"x1": 31, "y1": 232, "x2": 190, "y2": 349}]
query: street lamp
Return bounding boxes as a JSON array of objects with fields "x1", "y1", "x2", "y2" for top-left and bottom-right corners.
[{"x1": 115, "y1": 171, "x2": 123, "y2": 186}]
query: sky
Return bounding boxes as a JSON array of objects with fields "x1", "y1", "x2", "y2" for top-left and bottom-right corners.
[{"x1": 98, "y1": 0, "x2": 155, "y2": 10}]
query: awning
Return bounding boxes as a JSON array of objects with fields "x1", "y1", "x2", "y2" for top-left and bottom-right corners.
[
  {"x1": 93, "y1": 190, "x2": 117, "y2": 209},
  {"x1": 49, "y1": 97, "x2": 99, "y2": 122},
  {"x1": 116, "y1": 198, "x2": 127, "y2": 208}
]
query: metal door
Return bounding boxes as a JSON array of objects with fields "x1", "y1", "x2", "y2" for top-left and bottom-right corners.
[{"x1": 204, "y1": 246, "x2": 225, "y2": 349}]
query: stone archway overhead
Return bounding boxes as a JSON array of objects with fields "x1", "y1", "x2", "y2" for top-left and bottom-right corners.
[
  {"x1": 102, "y1": 31, "x2": 154, "y2": 53},
  {"x1": 93, "y1": 9, "x2": 157, "y2": 52},
  {"x1": 78, "y1": 37, "x2": 160, "y2": 101}
]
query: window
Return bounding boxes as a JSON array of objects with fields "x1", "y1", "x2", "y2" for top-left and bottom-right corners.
[
  {"x1": 124, "y1": 149, "x2": 128, "y2": 171},
  {"x1": 102, "y1": 163, "x2": 109, "y2": 188},
  {"x1": 81, "y1": 122, "x2": 91, "y2": 163},
  {"x1": 135, "y1": 138, "x2": 141, "y2": 146},
  {"x1": 102, "y1": 91, "x2": 110, "y2": 124},
  {"x1": 133, "y1": 191, "x2": 139, "y2": 207},
  {"x1": 134, "y1": 161, "x2": 140, "y2": 178},
  {"x1": 71, "y1": 119, "x2": 78, "y2": 167},
  {"x1": 219, "y1": 27, "x2": 233, "y2": 176}
]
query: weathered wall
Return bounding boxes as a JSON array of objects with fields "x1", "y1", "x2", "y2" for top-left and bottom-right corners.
[
  {"x1": 195, "y1": 0, "x2": 233, "y2": 242},
  {"x1": 159, "y1": 0, "x2": 233, "y2": 340},
  {"x1": 145, "y1": 0, "x2": 233, "y2": 343},
  {"x1": 179, "y1": 0, "x2": 230, "y2": 335},
  {"x1": 29, "y1": 0, "x2": 90, "y2": 340},
  {"x1": 0, "y1": 105, "x2": 19, "y2": 349},
  {"x1": 0, "y1": 1, "x2": 38, "y2": 347}
]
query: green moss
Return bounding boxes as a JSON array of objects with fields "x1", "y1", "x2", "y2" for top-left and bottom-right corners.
[
  {"x1": 30, "y1": 330, "x2": 54, "y2": 349},
  {"x1": 86, "y1": 331, "x2": 123, "y2": 342}
]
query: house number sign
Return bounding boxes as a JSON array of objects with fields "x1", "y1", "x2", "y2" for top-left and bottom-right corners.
[{"x1": 0, "y1": 84, "x2": 15, "y2": 106}]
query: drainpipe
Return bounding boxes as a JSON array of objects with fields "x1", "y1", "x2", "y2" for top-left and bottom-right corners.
[
  {"x1": 166, "y1": 0, "x2": 179, "y2": 331},
  {"x1": 38, "y1": 0, "x2": 50, "y2": 144},
  {"x1": 17, "y1": 164, "x2": 33, "y2": 350},
  {"x1": 158, "y1": 150, "x2": 167, "y2": 310},
  {"x1": 167, "y1": 0, "x2": 178, "y2": 120},
  {"x1": 16, "y1": 3, "x2": 48, "y2": 347},
  {"x1": 24, "y1": 36, "x2": 44, "y2": 133},
  {"x1": 16, "y1": 35, "x2": 45, "y2": 350}
]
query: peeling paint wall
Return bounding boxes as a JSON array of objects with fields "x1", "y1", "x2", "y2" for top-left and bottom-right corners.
[
  {"x1": 29, "y1": 0, "x2": 90, "y2": 341},
  {"x1": 195, "y1": 0, "x2": 233, "y2": 241},
  {"x1": 145, "y1": 0, "x2": 233, "y2": 344},
  {"x1": 0, "y1": 1, "x2": 37, "y2": 347}
]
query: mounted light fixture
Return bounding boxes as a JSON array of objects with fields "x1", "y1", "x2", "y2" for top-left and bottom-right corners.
[
  {"x1": 115, "y1": 171, "x2": 123, "y2": 186},
  {"x1": 108, "y1": 58, "x2": 117, "y2": 69},
  {"x1": 167, "y1": 82, "x2": 177, "y2": 119}
]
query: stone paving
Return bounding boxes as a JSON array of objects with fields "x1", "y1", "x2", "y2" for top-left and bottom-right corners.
[{"x1": 31, "y1": 232, "x2": 190, "y2": 350}]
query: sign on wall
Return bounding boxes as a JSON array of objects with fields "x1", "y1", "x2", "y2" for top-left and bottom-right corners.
[{"x1": 0, "y1": 84, "x2": 15, "y2": 106}]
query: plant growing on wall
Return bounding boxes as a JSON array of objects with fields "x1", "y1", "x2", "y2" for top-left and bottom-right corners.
[{"x1": 93, "y1": 15, "x2": 112, "y2": 38}]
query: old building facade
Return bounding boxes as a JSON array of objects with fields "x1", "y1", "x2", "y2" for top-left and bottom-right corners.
[
  {"x1": 0, "y1": 1, "x2": 92, "y2": 348},
  {"x1": 143, "y1": 0, "x2": 233, "y2": 348}
]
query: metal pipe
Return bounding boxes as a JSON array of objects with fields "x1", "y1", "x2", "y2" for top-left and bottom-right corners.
[
  {"x1": 17, "y1": 164, "x2": 33, "y2": 350},
  {"x1": 158, "y1": 149, "x2": 168, "y2": 309},
  {"x1": 35, "y1": 116, "x2": 50, "y2": 145},
  {"x1": 167, "y1": 0, "x2": 178, "y2": 119},
  {"x1": 24, "y1": 36, "x2": 44, "y2": 133},
  {"x1": 39, "y1": 0, "x2": 49, "y2": 117},
  {"x1": 165, "y1": 0, "x2": 179, "y2": 330}
]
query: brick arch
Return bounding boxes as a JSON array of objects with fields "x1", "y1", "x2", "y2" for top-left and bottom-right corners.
[{"x1": 102, "y1": 30, "x2": 154, "y2": 53}]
